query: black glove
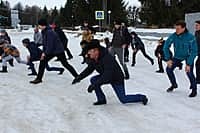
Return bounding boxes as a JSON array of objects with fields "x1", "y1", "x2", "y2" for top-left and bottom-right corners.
[
  {"x1": 87, "y1": 84, "x2": 96, "y2": 93},
  {"x1": 72, "y1": 76, "x2": 81, "y2": 84}
]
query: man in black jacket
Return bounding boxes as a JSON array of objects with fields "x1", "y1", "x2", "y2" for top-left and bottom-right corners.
[
  {"x1": 195, "y1": 20, "x2": 200, "y2": 84},
  {"x1": 110, "y1": 20, "x2": 130, "y2": 79},
  {"x1": 22, "y1": 38, "x2": 64, "y2": 76},
  {"x1": 72, "y1": 39, "x2": 148, "y2": 105},
  {"x1": 30, "y1": 19, "x2": 78, "y2": 84},
  {"x1": 50, "y1": 23, "x2": 73, "y2": 60}
]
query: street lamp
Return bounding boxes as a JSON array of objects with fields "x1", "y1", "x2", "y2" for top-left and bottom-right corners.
[
  {"x1": 108, "y1": 10, "x2": 111, "y2": 26},
  {"x1": 71, "y1": 15, "x2": 74, "y2": 29}
]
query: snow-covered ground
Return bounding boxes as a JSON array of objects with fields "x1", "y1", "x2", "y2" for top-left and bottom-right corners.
[{"x1": 0, "y1": 29, "x2": 200, "y2": 133}]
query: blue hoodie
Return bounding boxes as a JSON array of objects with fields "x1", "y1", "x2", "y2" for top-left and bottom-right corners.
[{"x1": 163, "y1": 31, "x2": 198, "y2": 66}]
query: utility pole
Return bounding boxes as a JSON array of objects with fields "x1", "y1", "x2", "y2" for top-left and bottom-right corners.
[{"x1": 102, "y1": 0, "x2": 107, "y2": 27}]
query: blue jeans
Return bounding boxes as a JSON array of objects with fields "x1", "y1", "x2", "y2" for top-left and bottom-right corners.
[
  {"x1": 90, "y1": 75, "x2": 146, "y2": 104},
  {"x1": 166, "y1": 58, "x2": 197, "y2": 90}
]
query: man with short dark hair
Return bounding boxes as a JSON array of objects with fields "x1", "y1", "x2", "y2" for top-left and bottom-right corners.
[
  {"x1": 72, "y1": 39, "x2": 148, "y2": 105},
  {"x1": 163, "y1": 20, "x2": 198, "y2": 97},
  {"x1": 30, "y1": 19, "x2": 78, "y2": 84},
  {"x1": 195, "y1": 20, "x2": 200, "y2": 84},
  {"x1": 110, "y1": 20, "x2": 130, "y2": 79}
]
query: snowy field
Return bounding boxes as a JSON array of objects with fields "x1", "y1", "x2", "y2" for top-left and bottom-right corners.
[{"x1": 0, "y1": 29, "x2": 199, "y2": 133}]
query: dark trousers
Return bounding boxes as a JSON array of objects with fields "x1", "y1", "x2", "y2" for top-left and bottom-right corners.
[
  {"x1": 28, "y1": 60, "x2": 64, "y2": 74},
  {"x1": 65, "y1": 47, "x2": 73, "y2": 58},
  {"x1": 90, "y1": 75, "x2": 146, "y2": 103},
  {"x1": 36, "y1": 52, "x2": 78, "y2": 80},
  {"x1": 132, "y1": 47, "x2": 153, "y2": 65},
  {"x1": 157, "y1": 57, "x2": 164, "y2": 71},
  {"x1": 166, "y1": 58, "x2": 197, "y2": 90},
  {"x1": 196, "y1": 56, "x2": 200, "y2": 82},
  {"x1": 124, "y1": 45, "x2": 129, "y2": 60}
]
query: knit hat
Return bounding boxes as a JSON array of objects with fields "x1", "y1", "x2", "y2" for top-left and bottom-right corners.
[
  {"x1": 38, "y1": 18, "x2": 48, "y2": 26},
  {"x1": 195, "y1": 20, "x2": 200, "y2": 24},
  {"x1": 22, "y1": 38, "x2": 30, "y2": 44},
  {"x1": 114, "y1": 20, "x2": 121, "y2": 25}
]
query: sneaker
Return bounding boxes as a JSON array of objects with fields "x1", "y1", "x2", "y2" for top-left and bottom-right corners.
[
  {"x1": 93, "y1": 100, "x2": 107, "y2": 105},
  {"x1": 142, "y1": 96, "x2": 148, "y2": 105},
  {"x1": 30, "y1": 79, "x2": 42, "y2": 84},
  {"x1": 58, "y1": 68, "x2": 64, "y2": 75},
  {"x1": 189, "y1": 90, "x2": 197, "y2": 97},
  {"x1": 166, "y1": 84, "x2": 178, "y2": 92}
]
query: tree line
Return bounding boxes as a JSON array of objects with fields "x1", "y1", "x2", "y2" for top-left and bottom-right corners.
[{"x1": 1, "y1": 0, "x2": 200, "y2": 28}]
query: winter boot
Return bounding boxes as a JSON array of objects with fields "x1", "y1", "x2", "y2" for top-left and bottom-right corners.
[
  {"x1": 0, "y1": 66, "x2": 8, "y2": 73},
  {"x1": 58, "y1": 68, "x2": 65, "y2": 75},
  {"x1": 93, "y1": 100, "x2": 107, "y2": 105},
  {"x1": 30, "y1": 78, "x2": 42, "y2": 84},
  {"x1": 166, "y1": 84, "x2": 178, "y2": 92},
  {"x1": 189, "y1": 89, "x2": 197, "y2": 97},
  {"x1": 142, "y1": 96, "x2": 148, "y2": 105},
  {"x1": 124, "y1": 70, "x2": 130, "y2": 80},
  {"x1": 150, "y1": 59, "x2": 154, "y2": 65},
  {"x1": 28, "y1": 72, "x2": 37, "y2": 76},
  {"x1": 156, "y1": 69, "x2": 164, "y2": 73}
]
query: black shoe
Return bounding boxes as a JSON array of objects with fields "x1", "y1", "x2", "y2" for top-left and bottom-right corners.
[
  {"x1": 189, "y1": 90, "x2": 197, "y2": 97},
  {"x1": 131, "y1": 63, "x2": 135, "y2": 67},
  {"x1": 124, "y1": 71, "x2": 130, "y2": 80},
  {"x1": 68, "y1": 56, "x2": 73, "y2": 60},
  {"x1": 178, "y1": 63, "x2": 183, "y2": 70},
  {"x1": 0, "y1": 66, "x2": 8, "y2": 73},
  {"x1": 156, "y1": 70, "x2": 164, "y2": 73},
  {"x1": 142, "y1": 96, "x2": 148, "y2": 105},
  {"x1": 58, "y1": 68, "x2": 64, "y2": 75},
  {"x1": 166, "y1": 84, "x2": 178, "y2": 92},
  {"x1": 196, "y1": 80, "x2": 200, "y2": 84},
  {"x1": 30, "y1": 79, "x2": 42, "y2": 84},
  {"x1": 150, "y1": 59, "x2": 154, "y2": 65},
  {"x1": 27, "y1": 66, "x2": 31, "y2": 70},
  {"x1": 28, "y1": 73, "x2": 37, "y2": 76},
  {"x1": 8, "y1": 59, "x2": 14, "y2": 67},
  {"x1": 93, "y1": 100, "x2": 107, "y2": 105}
]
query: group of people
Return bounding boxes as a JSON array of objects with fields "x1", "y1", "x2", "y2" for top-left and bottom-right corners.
[{"x1": 0, "y1": 18, "x2": 199, "y2": 106}]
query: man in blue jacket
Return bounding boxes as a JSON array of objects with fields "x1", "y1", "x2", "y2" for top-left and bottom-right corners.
[
  {"x1": 22, "y1": 38, "x2": 64, "y2": 76},
  {"x1": 30, "y1": 19, "x2": 78, "y2": 84},
  {"x1": 163, "y1": 20, "x2": 198, "y2": 97},
  {"x1": 72, "y1": 39, "x2": 148, "y2": 105}
]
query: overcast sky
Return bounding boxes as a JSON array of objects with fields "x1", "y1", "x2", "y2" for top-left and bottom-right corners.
[{"x1": 6, "y1": 0, "x2": 141, "y2": 9}]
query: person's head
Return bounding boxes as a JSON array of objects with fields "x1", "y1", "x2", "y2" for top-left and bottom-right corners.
[
  {"x1": 130, "y1": 31, "x2": 137, "y2": 38},
  {"x1": 22, "y1": 38, "x2": 30, "y2": 47},
  {"x1": 195, "y1": 20, "x2": 200, "y2": 31},
  {"x1": 158, "y1": 37, "x2": 164, "y2": 45},
  {"x1": 114, "y1": 20, "x2": 121, "y2": 29},
  {"x1": 38, "y1": 18, "x2": 48, "y2": 30},
  {"x1": 50, "y1": 23, "x2": 56, "y2": 30},
  {"x1": 86, "y1": 39, "x2": 101, "y2": 60},
  {"x1": 175, "y1": 20, "x2": 186, "y2": 35},
  {"x1": 0, "y1": 29, "x2": 6, "y2": 36},
  {"x1": 83, "y1": 21, "x2": 89, "y2": 27},
  {"x1": 104, "y1": 37, "x2": 110, "y2": 44}
]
